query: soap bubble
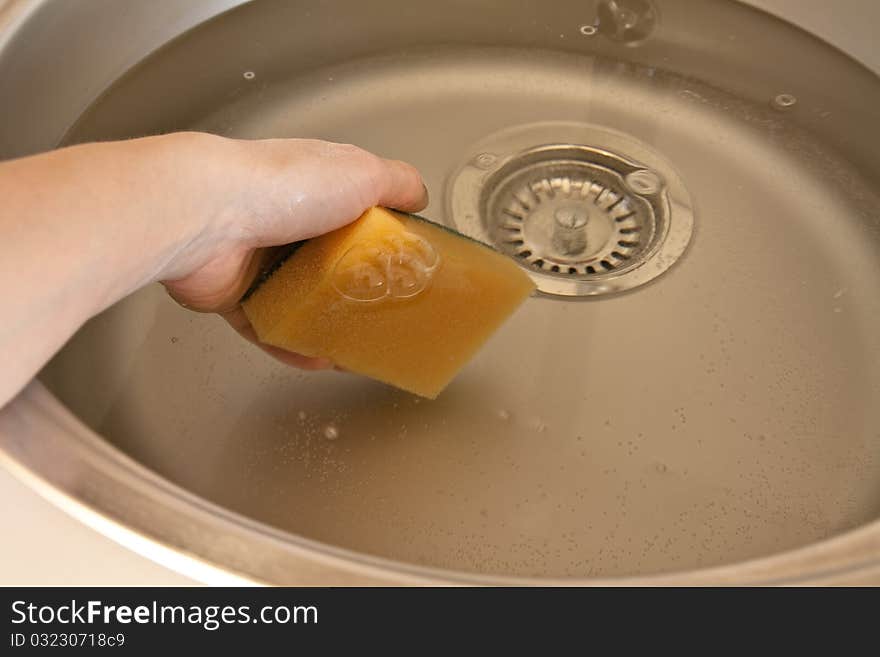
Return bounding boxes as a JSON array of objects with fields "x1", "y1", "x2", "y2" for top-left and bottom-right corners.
[{"x1": 331, "y1": 249, "x2": 388, "y2": 302}]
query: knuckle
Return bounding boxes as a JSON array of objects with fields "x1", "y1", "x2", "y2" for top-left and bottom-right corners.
[
  {"x1": 342, "y1": 149, "x2": 388, "y2": 203},
  {"x1": 334, "y1": 142, "x2": 368, "y2": 158}
]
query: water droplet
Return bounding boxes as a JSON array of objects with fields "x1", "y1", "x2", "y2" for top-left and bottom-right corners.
[
  {"x1": 474, "y1": 152, "x2": 497, "y2": 169},
  {"x1": 771, "y1": 93, "x2": 797, "y2": 110},
  {"x1": 243, "y1": 71, "x2": 256, "y2": 80},
  {"x1": 323, "y1": 424, "x2": 339, "y2": 440},
  {"x1": 679, "y1": 89, "x2": 704, "y2": 102},
  {"x1": 170, "y1": 336, "x2": 178, "y2": 344},
  {"x1": 579, "y1": 24, "x2": 598, "y2": 36},
  {"x1": 597, "y1": 0, "x2": 658, "y2": 44},
  {"x1": 625, "y1": 169, "x2": 662, "y2": 195}
]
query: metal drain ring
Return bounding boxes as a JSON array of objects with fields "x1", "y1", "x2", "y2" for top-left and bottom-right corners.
[{"x1": 447, "y1": 123, "x2": 694, "y2": 298}]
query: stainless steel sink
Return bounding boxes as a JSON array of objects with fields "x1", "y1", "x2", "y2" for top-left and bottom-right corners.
[{"x1": 2, "y1": 0, "x2": 880, "y2": 584}]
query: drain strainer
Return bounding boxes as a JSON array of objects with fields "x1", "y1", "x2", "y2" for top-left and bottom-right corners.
[{"x1": 447, "y1": 122, "x2": 694, "y2": 297}]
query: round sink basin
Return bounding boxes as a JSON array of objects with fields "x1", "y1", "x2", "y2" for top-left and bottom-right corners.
[{"x1": 1, "y1": 0, "x2": 879, "y2": 584}]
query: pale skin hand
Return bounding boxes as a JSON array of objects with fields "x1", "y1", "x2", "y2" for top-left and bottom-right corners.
[{"x1": 0, "y1": 132, "x2": 428, "y2": 408}]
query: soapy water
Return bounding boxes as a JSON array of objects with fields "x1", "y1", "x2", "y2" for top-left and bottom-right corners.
[{"x1": 331, "y1": 231, "x2": 440, "y2": 302}]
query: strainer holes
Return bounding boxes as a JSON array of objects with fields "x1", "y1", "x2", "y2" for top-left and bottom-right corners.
[{"x1": 451, "y1": 137, "x2": 693, "y2": 296}]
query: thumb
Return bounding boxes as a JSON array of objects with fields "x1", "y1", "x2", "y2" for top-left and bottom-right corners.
[{"x1": 371, "y1": 156, "x2": 429, "y2": 214}]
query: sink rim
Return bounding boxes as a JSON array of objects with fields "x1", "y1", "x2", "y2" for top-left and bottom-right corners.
[{"x1": 2, "y1": 381, "x2": 879, "y2": 585}]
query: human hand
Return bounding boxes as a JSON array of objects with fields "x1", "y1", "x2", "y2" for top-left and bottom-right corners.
[
  {"x1": 151, "y1": 133, "x2": 428, "y2": 369},
  {"x1": 3, "y1": 131, "x2": 426, "y2": 406}
]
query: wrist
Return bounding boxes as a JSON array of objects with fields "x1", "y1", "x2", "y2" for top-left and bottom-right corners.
[
  {"x1": 80, "y1": 133, "x2": 230, "y2": 295},
  {"x1": 139, "y1": 132, "x2": 247, "y2": 283}
]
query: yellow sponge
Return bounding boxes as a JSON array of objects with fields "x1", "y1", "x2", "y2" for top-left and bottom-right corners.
[{"x1": 242, "y1": 207, "x2": 535, "y2": 398}]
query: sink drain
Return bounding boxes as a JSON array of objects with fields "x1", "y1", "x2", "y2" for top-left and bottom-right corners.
[
  {"x1": 447, "y1": 123, "x2": 694, "y2": 297},
  {"x1": 485, "y1": 150, "x2": 657, "y2": 277}
]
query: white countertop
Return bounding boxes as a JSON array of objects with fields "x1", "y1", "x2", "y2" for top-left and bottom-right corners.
[{"x1": 0, "y1": 465, "x2": 195, "y2": 585}]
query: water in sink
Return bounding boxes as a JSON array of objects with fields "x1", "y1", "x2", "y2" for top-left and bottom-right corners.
[{"x1": 42, "y1": 0, "x2": 880, "y2": 578}]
